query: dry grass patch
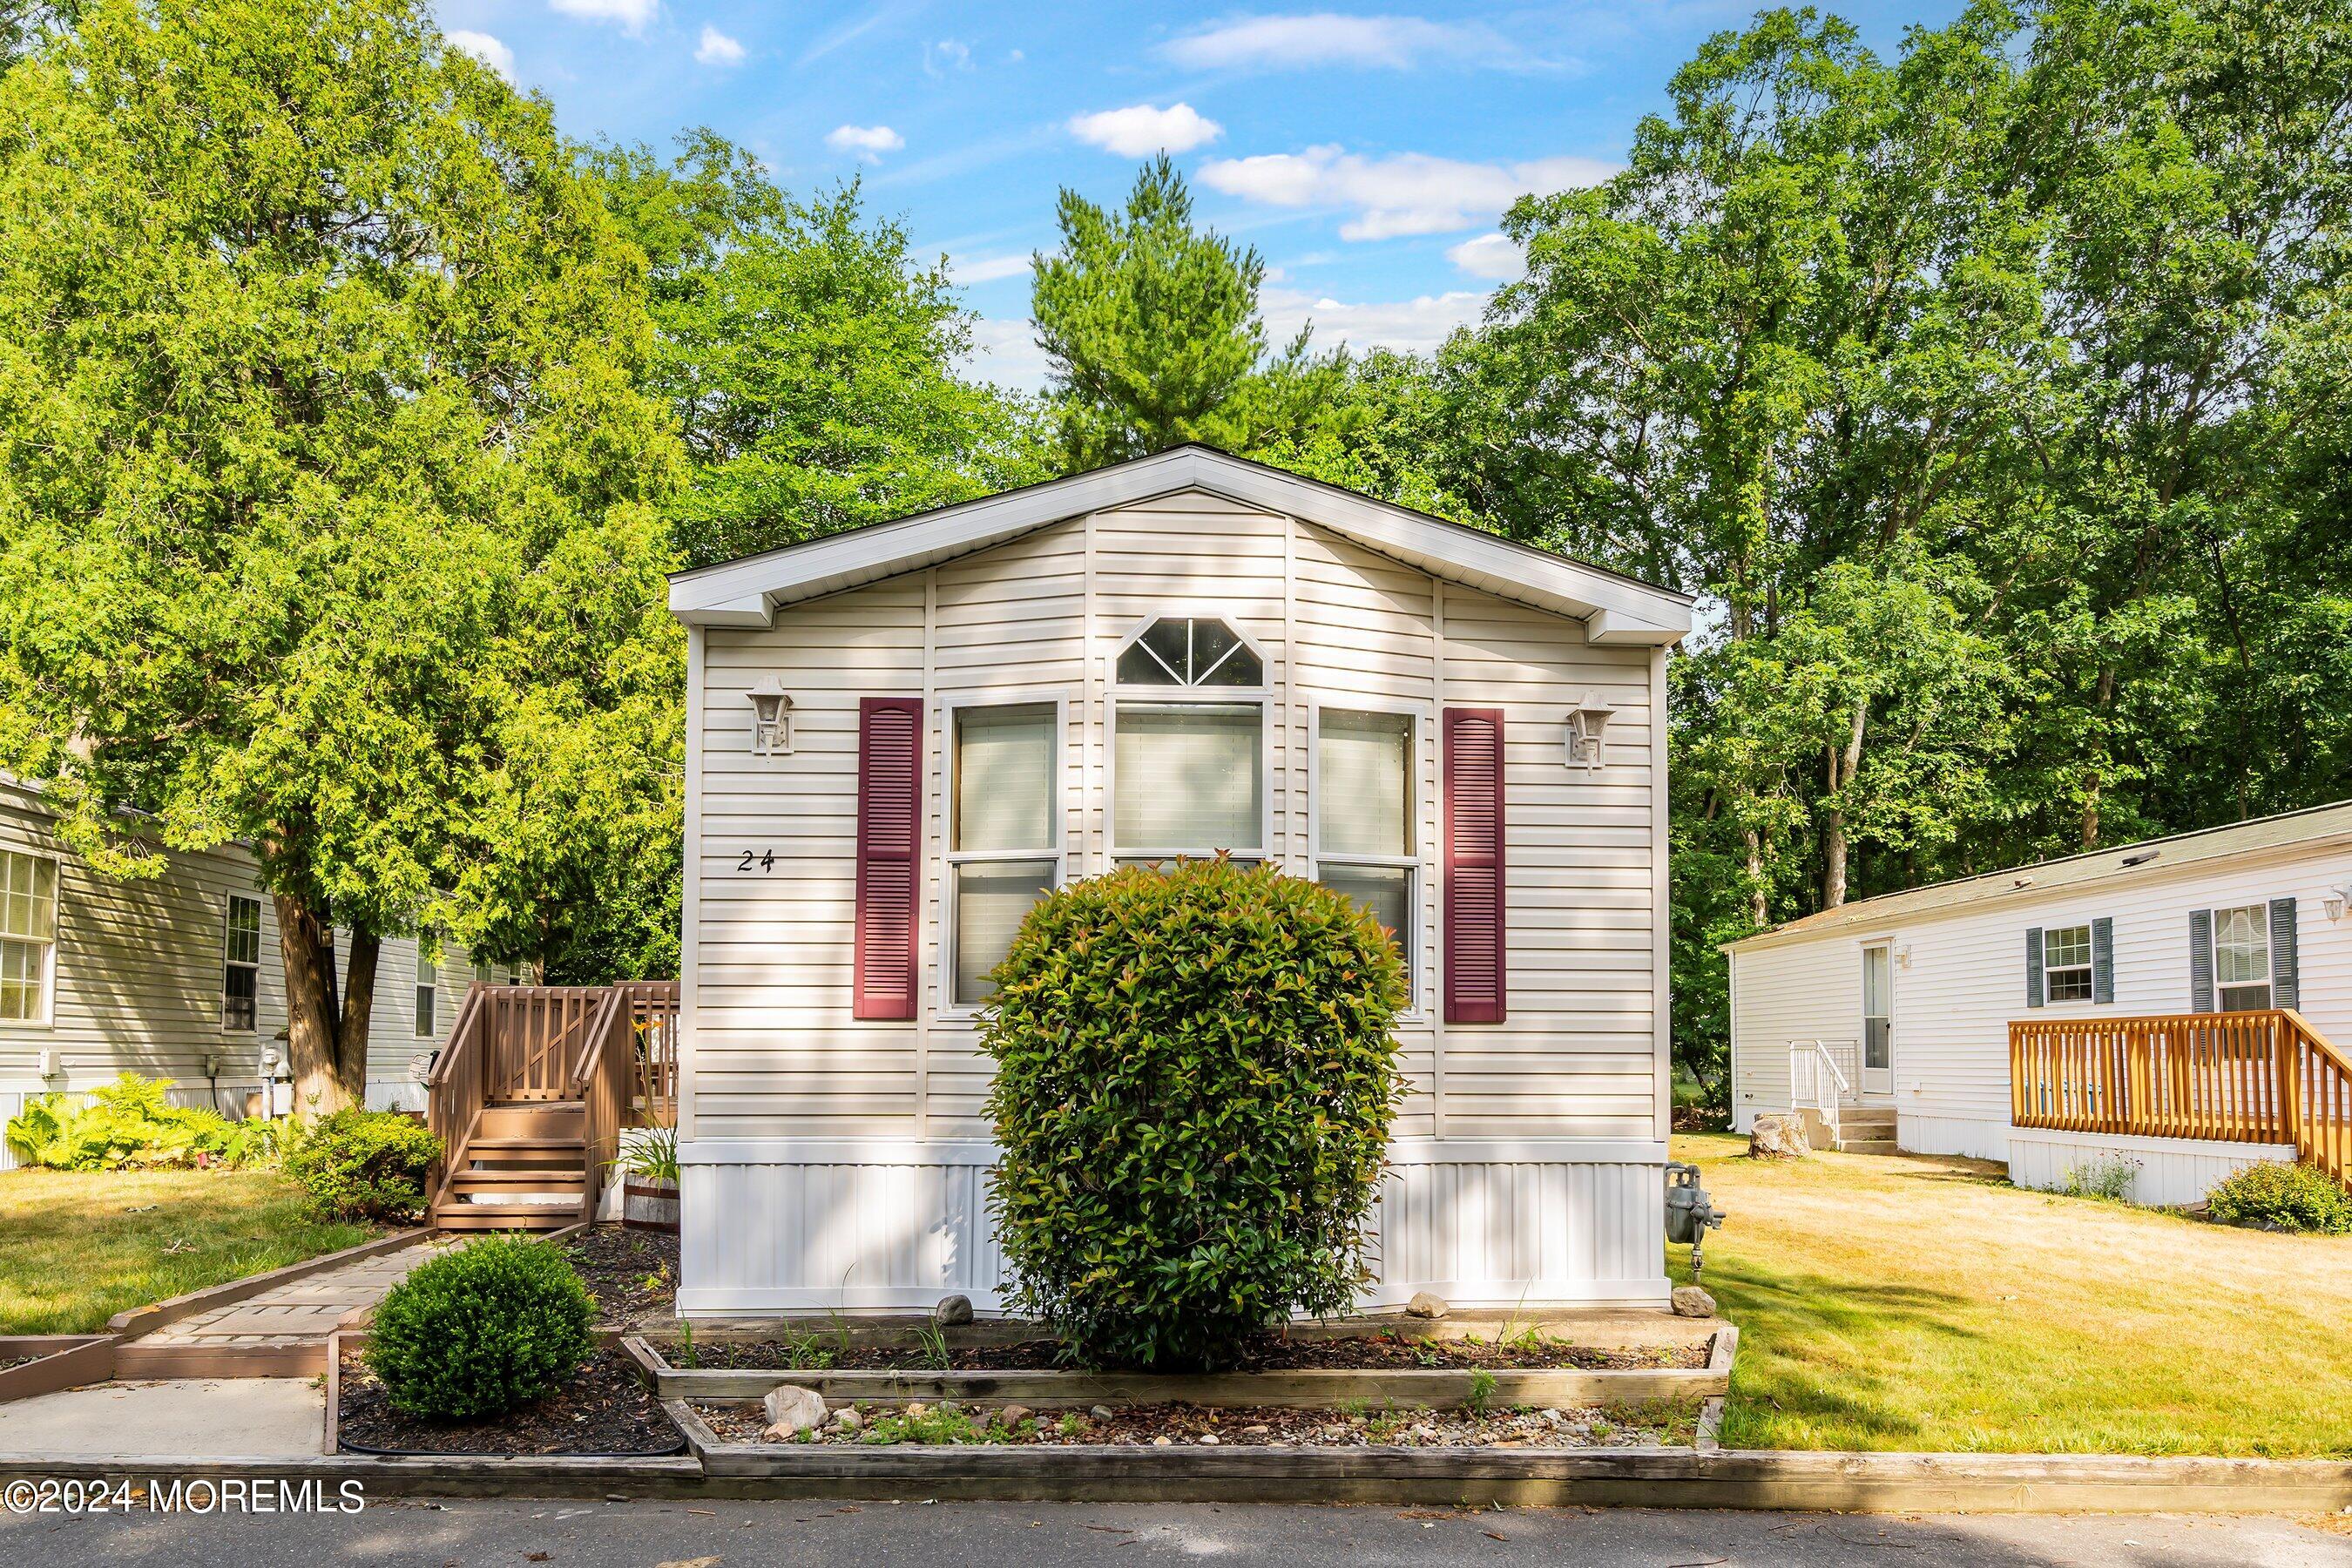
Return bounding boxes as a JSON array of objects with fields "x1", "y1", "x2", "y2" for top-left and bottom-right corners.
[
  {"x1": 1669, "y1": 1132, "x2": 2352, "y2": 1457},
  {"x1": 0, "y1": 1167, "x2": 377, "y2": 1334}
]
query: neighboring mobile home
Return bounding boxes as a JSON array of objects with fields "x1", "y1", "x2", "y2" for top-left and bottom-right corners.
[
  {"x1": 665, "y1": 446, "x2": 1695, "y2": 1315},
  {"x1": 0, "y1": 775, "x2": 515, "y2": 1159},
  {"x1": 1727, "y1": 801, "x2": 2352, "y2": 1204}
]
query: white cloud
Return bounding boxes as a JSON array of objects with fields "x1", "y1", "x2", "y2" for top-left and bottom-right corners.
[
  {"x1": 1200, "y1": 145, "x2": 1614, "y2": 239},
  {"x1": 1163, "y1": 12, "x2": 1511, "y2": 71},
  {"x1": 695, "y1": 24, "x2": 745, "y2": 64},
  {"x1": 951, "y1": 253, "x2": 1032, "y2": 285},
  {"x1": 1260, "y1": 285, "x2": 1490, "y2": 357},
  {"x1": 1446, "y1": 231, "x2": 1524, "y2": 280},
  {"x1": 1067, "y1": 103, "x2": 1224, "y2": 158},
  {"x1": 826, "y1": 124, "x2": 906, "y2": 160},
  {"x1": 548, "y1": 0, "x2": 658, "y2": 35},
  {"x1": 446, "y1": 30, "x2": 516, "y2": 81},
  {"x1": 925, "y1": 38, "x2": 972, "y2": 75},
  {"x1": 958, "y1": 318, "x2": 1055, "y2": 393}
]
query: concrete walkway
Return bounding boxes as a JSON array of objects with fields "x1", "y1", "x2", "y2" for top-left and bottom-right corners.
[
  {"x1": 0, "y1": 1377, "x2": 322, "y2": 1458},
  {"x1": 118, "y1": 1236, "x2": 455, "y2": 1375}
]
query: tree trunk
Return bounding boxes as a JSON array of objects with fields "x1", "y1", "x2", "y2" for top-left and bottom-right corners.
[
  {"x1": 1821, "y1": 694, "x2": 1869, "y2": 910},
  {"x1": 1742, "y1": 826, "x2": 1767, "y2": 928},
  {"x1": 273, "y1": 895, "x2": 376, "y2": 1118}
]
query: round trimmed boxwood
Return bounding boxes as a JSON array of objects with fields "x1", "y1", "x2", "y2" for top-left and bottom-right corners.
[
  {"x1": 2206, "y1": 1161, "x2": 2352, "y2": 1234},
  {"x1": 365, "y1": 1235, "x2": 598, "y2": 1420},
  {"x1": 980, "y1": 858, "x2": 1409, "y2": 1371}
]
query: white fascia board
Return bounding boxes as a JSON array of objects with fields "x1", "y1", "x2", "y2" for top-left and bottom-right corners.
[{"x1": 668, "y1": 448, "x2": 1693, "y2": 644}]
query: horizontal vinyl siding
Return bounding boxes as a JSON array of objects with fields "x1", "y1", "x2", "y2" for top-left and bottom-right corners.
[
  {"x1": 685, "y1": 490, "x2": 1665, "y2": 1146},
  {"x1": 1732, "y1": 840, "x2": 2352, "y2": 1149}
]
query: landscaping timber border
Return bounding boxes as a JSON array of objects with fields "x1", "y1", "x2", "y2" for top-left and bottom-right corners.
[
  {"x1": 1, "y1": 1441, "x2": 2348, "y2": 1513},
  {"x1": 0, "y1": 1335, "x2": 119, "y2": 1402},
  {"x1": 623, "y1": 1327, "x2": 1736, "y2": 1412}
]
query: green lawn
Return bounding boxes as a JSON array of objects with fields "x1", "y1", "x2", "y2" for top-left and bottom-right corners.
[
  {"x1": 0, "y1": 1168, "x2": 379, "y2": 1335},
  {"x1": 1668, "y1": 1132, "x2": 2352, "y2": 1457}
]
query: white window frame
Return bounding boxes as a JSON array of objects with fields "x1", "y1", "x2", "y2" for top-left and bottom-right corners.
[
  {"x1": 2041, "y1": 923, "x2": 2095, "y2": 1005},
  {"x1": 938, "y1": 689, "x2": 1071, "y2": 1020},
  {"x1": 221, "y1": 893, "x2": 263, "y2": 1035},
  {"x1": 2209, "y1": 903, "x2": 2275, "y2": 1011},
  {"x1": 1307, "y1": 697, "x2": 1429, "y2": 1017},
  {"x1": 414, "y1": 945, "x2": 438, "y2": 1038},
  {"x1": 1107, "y1": 612, "x2": 1274, "y2": 868},
  {"x1": 0, "y1": 845, "x2": 59, "y2": 1030}
]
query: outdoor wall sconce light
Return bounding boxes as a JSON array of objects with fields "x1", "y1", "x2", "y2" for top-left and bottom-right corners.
[
  {"x1": 748, "y1": 676, "x2": 794, "y2": 757},
  {"x1": 2326, "y1": 881, "x2": 2351, "y2": 922},
  {"x1": 1565, "y1": 693, "x2": 1615, "y2": 771}
]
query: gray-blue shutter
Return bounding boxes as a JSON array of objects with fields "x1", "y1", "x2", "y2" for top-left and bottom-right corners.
[
  {"x1": 2025, "y1": 928, "x2": 2044, "y2": 1008},
  {"x1": 2091, "y1": 917, "x2": 2114, "y2": 1004},
  {"x1": 2269, "y1": 897, "x2": 2299, "y2": 1010},
  {"x1": 2188, "y1": 909, "x2": 2214, "y2": 1013}
]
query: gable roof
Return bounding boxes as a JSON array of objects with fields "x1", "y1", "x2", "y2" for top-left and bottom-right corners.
[
  {"x1": 666, "y1": 445, "x2": 1693, "y2": 645},
  {"x1": 1725, "y1": 798, "x2": 2352, "y2": 953}
]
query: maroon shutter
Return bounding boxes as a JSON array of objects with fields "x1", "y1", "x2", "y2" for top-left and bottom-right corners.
[
  {"x1": 853, "y1": 697, "x2": 923, "y2": 1021},
  {"x1": 1443, "y1": 706, "x2": 1506, "y2": 1024}
]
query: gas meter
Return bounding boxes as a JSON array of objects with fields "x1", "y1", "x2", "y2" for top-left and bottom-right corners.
[{"x1": 1665, "y1": 1161, "x2": 1725, "y2": 1281}]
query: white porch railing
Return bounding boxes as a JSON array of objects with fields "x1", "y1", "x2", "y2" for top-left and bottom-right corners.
[{"x1": 1788, "y1": 1037, "x2": 1859, "y2": 1145}]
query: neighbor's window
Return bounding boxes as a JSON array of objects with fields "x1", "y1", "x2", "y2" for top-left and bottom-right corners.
[
  {"x1": 223, "y1": 895, "x2": 261, "y2": 1032},
  {"x1": 1316, "y1": 708, "x2": 1415, "y2": 986},
  {"x1": 949, "y1": 701, "x2": 1061, "y2": 1008},
  {"x1": 414, "y1": 949, "x2": 437, "y2": 1037},
  {"x1": 1112, "y1": 618, "x2": 1265, "y2": 868},
  {"x1": 0, "y1": 848, "x2": 57, "y2": 1024},
  {"x1": 2213, "y1": 904, "x2": 2273, "y2": 1011},
  {"x1": 2041, "y1": 923, "x2": 2093, "y2": 1003}
]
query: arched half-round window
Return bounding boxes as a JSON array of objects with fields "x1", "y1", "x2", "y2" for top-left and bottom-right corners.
[{"x1": 1116, "y1": 617, "x2": 1263, "y2": 688}]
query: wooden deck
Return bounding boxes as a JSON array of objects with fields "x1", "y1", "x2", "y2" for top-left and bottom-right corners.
[{"x1": 2010, "y1": 1008, "x2": 2352, "y2": 1187}]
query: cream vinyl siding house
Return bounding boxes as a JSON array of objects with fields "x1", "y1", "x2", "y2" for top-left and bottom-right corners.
[
  {"x1": 0, "y1": 778, "x2": 505, "y2": 1158},
  {"x1": 1727, "y1": 800, "x2": 2352, "y2": 1201},
  {"x1": 666, "y1": 446, "x2": 1693, "y2": 1316}
]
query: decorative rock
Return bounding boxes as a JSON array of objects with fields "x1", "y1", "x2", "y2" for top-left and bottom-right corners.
[
  {"x1": 932, "y1": 1293, "x2": 974, "y2": 1327},
  {"x1": 1197, "y1": 1433, "x2": 1220, "y2": 1445},
  {"x1": 1240, "y1": 1423, "x2": 1271, "y2": 1436},
  {"x1": 1747, "y1": 1113, "x2": 1811, "y2": 1159},
  {"x1": 834, "y1": 1408, "x2": 864, "y2": 1431},
  {"x1": 902, "y1": 1401, "x2": 929, "y2": 1421},
  {"x1": 1672, "y1": 1284, "x2": 1717, "y2": 1318},
  {"x1": 1150, "y1": 1435, "x2": 1173, "y2": 1447},
  {"x1": 997, "y1": 1404, "x2": 1032, "y2": 1429},
  {"x1": 936, "y1": 1399, "x2": 960, "y2": 1417},
  {"x1": 1091, "y1": 1405, "x2": 1116, "y2": 1422},
  {"x1": 1405, "y1": 1290, "x2": 1449, "y2": 1320},
  {"x1": 761, "y1": 1385, "x2": 827, "y2": 1439}
]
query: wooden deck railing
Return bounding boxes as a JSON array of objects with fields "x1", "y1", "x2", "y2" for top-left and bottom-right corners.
[
  {"x1": 2010, "y1": 1009, "x2": 2352, "y2": 1187},
  {"x1": 623, "y1": 979, "x2": 681, "y2": 1128}
]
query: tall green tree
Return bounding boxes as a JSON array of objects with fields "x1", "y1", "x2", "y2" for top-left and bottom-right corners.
[
  {"x1": 0, "y1": 0, "x2": 683, "y2": 1110},
  {"x1": 1031, "y1": 155, "x2": 1342, "y2": 469},
  {"x1": 589, "y1": 133, "x2": 1050, "y2": 568}
]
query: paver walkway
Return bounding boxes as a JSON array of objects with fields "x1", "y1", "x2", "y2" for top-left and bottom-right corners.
[{"x1": 118, "y1": 1235, "x2": 456, "y2": 1374}]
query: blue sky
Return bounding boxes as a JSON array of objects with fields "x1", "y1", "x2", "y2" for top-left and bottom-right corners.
[{"x1": 435, "y1": 3, "x2": 1969, "y2": 389}]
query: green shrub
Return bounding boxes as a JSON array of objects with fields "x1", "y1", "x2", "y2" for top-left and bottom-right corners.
[
  {"x1": 2206, "y1": 1161, "x2": 2352, "y2": 1234},
  {"x1": 282, "y1": 1108, "x2": 443, "y2": 1224},
  {"x1": 2, "y1": 1073, "x2": 277, "y2": 1171},
  {"x1": 365, "y1": 1236, "x2": 598, "y2": 1420},
  {"x1": 981, "y1": 859, "x2": 1409, "y2": 1371},
  {"x1": 2058, "y1": 1154, "x2": 2140, "y2": 1202}
]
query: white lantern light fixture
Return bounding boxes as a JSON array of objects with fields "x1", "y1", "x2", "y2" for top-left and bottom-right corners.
[
  {"x1": 1565, "y1": 693, "x2": 1615, "y2": 771},
  {"x1": 747, "y1": 676, "x2": 794, "y2": 757},
  {"x1": 2326, "y1": 881, "x2": 2351, "y2": 922}
]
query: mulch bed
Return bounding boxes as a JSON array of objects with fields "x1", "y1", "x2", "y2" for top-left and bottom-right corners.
[
  {"x1": 559, "y1": 1225, "x2": 679, "y2": 1327},
  {"x1": 337, "y1": 1347, "x2": 684, "y2": 1456},
  {"x1": 0, "y1": 1355, "x2": 38, "y2": 1372},
  {"x1": 673, "y1": 1328, "x2": 1706, "y2": 1374},
  {"x1": 693, "y1": 1398, "x2": 1690, "y2": 1450}
]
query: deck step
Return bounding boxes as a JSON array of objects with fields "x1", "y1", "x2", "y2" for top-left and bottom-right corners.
[
  {"x1": 470, "y1": 1100, "x2": 585, "y2": 1140},
  {"x1": 443, "y1": 1167, "x2": 586, "y2": 1193},
  {"x1": 1838, "y1": 1137, "x2": 1901, "y2": 1154},
  {"x1": 430, "y1": 1201, "x2": 583, "y2": 1232}
]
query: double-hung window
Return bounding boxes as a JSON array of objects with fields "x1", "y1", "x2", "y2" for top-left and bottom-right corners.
[
  {"x1": 414, "y1": 949, "x2": 437, "y2": 1037},
  {"x1": 1315, "y1": 708, "x2": 1416, "y2": 987},
  {"x1": 223, "y1": 895, "x2": 261, "y2": 1031},
  {"x1": 2040, "y1": 924, "x2": 2093, "y2": 1003},
  {"x1": 947, "y1": 701, "x2": 1062, "y2": 1008},
  {"x1": 2212, "y1": 904, "x2": 2273, "y2": 1010},
  {"x1": 0, "y1": 848, "x2": 57, "y2": 1024},
  {"x1": 1112, "y1": 618, "x2": 1266, "y2": 868}
]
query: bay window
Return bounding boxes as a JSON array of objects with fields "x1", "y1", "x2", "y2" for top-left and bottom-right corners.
[
  {"x1": 1315, "y1": 707, "x2": 1416, "y2": 984},
  {"x1": 948, "y1": 700, "x2": 1061, "y2": 1008}
]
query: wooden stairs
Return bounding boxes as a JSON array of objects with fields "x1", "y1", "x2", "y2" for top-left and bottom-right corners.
[
  {"x1": 1834, "y1": 1106, "x2": 1900, "y2": 1155},
  {"x1": 425, "y1": 981, "x2": 679, "y2": 1234}
]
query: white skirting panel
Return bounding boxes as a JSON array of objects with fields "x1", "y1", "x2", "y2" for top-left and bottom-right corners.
[
  {"x1": 675, "y1": 1138, "x2": 1671, "y2": 1317},
  {"x1": 1897, "y1": 1112, "x2": 2011, "y2": 1163},
  {"x1": 2004, "y1": 1125, "x2": 2294, "y2": 1207}
]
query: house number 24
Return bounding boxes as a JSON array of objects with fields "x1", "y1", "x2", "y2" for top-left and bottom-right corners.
[{"x1": 736, "y1": 848, "x2": 778, "y2": 873}]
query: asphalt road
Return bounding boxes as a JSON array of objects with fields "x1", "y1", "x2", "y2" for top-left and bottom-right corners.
[{"x1": 6, "y1": 1497, "x2": 2352, "y2": 1566}]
